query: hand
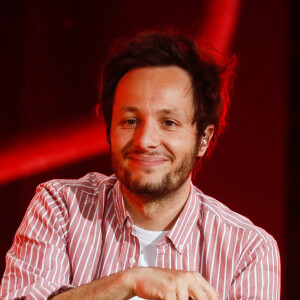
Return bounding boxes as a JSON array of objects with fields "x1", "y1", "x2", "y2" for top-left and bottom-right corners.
[
  {"x1": 127, "y1": 267, "x2": 219, "y2": 300},
  {"x1": 51, "y1": 267, "x2": 218, "y2": 300}
]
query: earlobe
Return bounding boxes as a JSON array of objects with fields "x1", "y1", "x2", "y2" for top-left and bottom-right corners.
[
  {"x1": 200, "y1": 136, "x2": 208, "y2": 148},
  {"x1": 197, "y1": 125, "x2": 214, "y2": 158},
  {"x1": 197, "y1": 135, "x2": 209, "y2": 158}
]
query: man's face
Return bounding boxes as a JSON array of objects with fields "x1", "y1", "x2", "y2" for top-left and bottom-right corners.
[{"x1": 110, "y1": 66, "x2": 201, "y2": 199}]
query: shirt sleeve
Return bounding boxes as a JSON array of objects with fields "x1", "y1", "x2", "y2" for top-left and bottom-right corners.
[
  {"x1": 0, "y1": 182, "x2": 75, "y2": 300},
  {"x1": 229, "y1": 235, "x2": 281, "y2": 300}
]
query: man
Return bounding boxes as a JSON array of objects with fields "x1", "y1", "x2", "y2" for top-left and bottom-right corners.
[{"x1": 0, "y1": 32, "x2": 280, "y2": 299}]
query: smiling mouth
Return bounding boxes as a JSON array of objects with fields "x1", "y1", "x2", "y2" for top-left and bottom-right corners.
[{"x1": 128, "y1": 155, "x2": 168, "y2": 167}]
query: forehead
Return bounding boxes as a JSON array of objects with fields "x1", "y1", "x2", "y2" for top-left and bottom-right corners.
[{"x1": 113, "y1": 66, "x2": 194, "y2": 116}]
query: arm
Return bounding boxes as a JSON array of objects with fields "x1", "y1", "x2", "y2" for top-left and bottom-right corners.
[
  {"x1": 51, "y1": 267, "x2": 219, "y2": 300},
  {"x1": 0, "y1": 181, "x2": 218, "y2": 300},
  {"x1": 0, "y1": 180, "x2": 219, "y2": 300},
  {"x1": 229, "y1": 236, "x2": 281, "y2": 299},
  {"x1": 0, "y1": 183, "x2": 73, "y2": 300}
]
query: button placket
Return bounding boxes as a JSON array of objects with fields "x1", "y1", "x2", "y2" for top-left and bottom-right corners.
[
  {"x1": 129, "y1": 257, "x2": 136, "y2": 266},
  {"x1": 178, "y1": 244, "x2": 184, "y2": 252}
]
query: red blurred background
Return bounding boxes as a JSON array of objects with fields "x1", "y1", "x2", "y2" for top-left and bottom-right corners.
[{"x1": 1, "y1": 1, "x2": 299, "y2": 298}]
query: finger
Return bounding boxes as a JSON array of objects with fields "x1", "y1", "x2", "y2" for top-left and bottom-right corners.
[
  {"x1": 175, "y1": 283, "x2": 189, "y2": 300},
  {"x1": 160, "y1": 290, "x2": 177, "y2": 300},
  {"x1": 189, "y1": 287, "x2": 210, "y2": 300},
  {"x1": 190, "y1": 272, "x2": 219, "y2": 300},
  {"x1": 169, "y1": 271, "x2": 209, "y2": 300}
]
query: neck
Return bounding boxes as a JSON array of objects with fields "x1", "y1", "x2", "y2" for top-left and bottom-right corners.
[{"x1": 122, "y1": 178, "x2": 192, "y2": 231}]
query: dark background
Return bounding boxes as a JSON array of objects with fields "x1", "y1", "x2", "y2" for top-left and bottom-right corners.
[{"x1": 1, "y1": 1, "x2": 298, "y2": 298}]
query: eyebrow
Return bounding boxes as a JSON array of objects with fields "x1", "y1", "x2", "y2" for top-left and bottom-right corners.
[
  {"x1": 120, "y1": 106, "x2": 184, "y2": 116},
  {"x1": 160, "y1": 108, "x2": 182, "y2": 115},
  {"x1": 120, "y1": 106, "x2": 138, "y2": 113}
]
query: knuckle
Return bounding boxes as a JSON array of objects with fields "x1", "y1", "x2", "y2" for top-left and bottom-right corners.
[
  {"x1": 191, "y1": 270, "x2": 200, "y2": 277},
  {"x1": 212, "y1": 290, "x2": 219, "y2": 300},
  {"x1": 175, "y1": 275, "x2": 185, "y2": 286},
  {"x1": 188, "y1": 271, "x2": 199, "y2": 282},
  {"x1": 155, "y1": 291, "x2": 164, "y2": 300}
]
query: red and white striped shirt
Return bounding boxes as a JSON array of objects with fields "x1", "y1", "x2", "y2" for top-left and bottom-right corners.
[{"x1": 0, "y1": 172, "x2": 280, "y2": 299}]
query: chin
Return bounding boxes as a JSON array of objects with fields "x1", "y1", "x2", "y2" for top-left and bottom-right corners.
[
  {"x1": 121, "y1": 169, "x2": 189, "y2": 199},
  {"x1": 112, "y1": 153, "x2": 194, "y2": 198}
]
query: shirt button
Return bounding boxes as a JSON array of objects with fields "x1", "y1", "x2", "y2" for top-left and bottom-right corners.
[
  {"x1": 178, "y1": 244, "x2": 183, "y2": 251},
  {"x1": 129, "y1": 257, "x2": 136, "y2": 265}
]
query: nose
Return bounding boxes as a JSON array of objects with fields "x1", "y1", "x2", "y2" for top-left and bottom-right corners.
[{"x1": 133, "y1": 120, "x2": 160, "y2": 151}]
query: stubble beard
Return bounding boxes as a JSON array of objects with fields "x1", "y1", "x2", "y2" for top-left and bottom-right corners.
[{"x1": 111, "y1": 144, "x2": 198, "y2": 201}]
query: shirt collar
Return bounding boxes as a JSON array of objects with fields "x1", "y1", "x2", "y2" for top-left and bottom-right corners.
[
  {"x1": 166, "y1": 183, "x2": 200, "y2": 253},
  {"x1": 112, "y1": 180, "x2": 132, "y2": 229},
  {"x1": 112, "y1": 179, "x2": 200, "y2": 253}
]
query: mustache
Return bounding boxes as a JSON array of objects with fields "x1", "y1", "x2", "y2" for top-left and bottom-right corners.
[
  {"x1": 124, "y1": 149, "x2": 173, "y2": 160},
  {"x1": 120, "y1": 142, "x2": 174, "y2": 161}
]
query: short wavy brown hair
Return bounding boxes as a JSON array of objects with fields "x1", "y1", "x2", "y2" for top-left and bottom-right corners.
[{"x1": 97, "y1": 31, "x2": 236, "y2": 153}]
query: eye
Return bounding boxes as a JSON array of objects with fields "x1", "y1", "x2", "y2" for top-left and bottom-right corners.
[
  {"x1": 120, "y1": 118, "x2": 138, "y2": 128},
  {"x1": 126, "y1": 119, "x2": 137, "y2": 125},
  {"x1": 163, "y1": 120, "x2": 177, "y2": 127}
]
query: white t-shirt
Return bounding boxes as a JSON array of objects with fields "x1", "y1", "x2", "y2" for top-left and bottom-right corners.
[{"x1": 130, "y1": 225, "x2": 168, "y2": 300}]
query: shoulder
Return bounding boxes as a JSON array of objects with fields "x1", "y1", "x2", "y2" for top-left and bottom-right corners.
[
  {"x1": 21, "y1": 173, "x2": 120, "y2": 229},
  {"x1": 194, "y1": 186, "x2": 277, "y2": 249},
  {"x1": 37, "y1": 172, "x2": 118, "y2": 196},
  {"x1": 30, "y1": 173, "x2": 118, "y2": 212}
]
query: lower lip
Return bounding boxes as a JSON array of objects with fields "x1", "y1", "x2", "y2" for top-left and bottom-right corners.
[{"x1": 130, "y1": 158, "x2": 167, "y2": 167}]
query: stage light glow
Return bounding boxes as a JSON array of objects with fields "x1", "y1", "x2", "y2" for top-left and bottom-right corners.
[
  {"x1": 0, "y1": 120, "x2": 109, "y2": 184},
  {"x1": 200, "y1": 0, "x2": 241, "y2": 52},
  {"x1": 0, "y1": 1, "x2": 241, "y2": 184}
]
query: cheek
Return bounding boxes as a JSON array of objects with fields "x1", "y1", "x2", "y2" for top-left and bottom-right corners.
[
  {"x1": 167, "y1": 133, "x2": 197, "y2": 156},
  {"x1": 111, "y1": 130, "x2": 134, "y2": 153}
]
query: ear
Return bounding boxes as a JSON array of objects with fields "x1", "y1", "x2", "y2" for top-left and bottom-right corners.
[{"x1": 197, "y1": 125, "x2": 215, "y2": 158}]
